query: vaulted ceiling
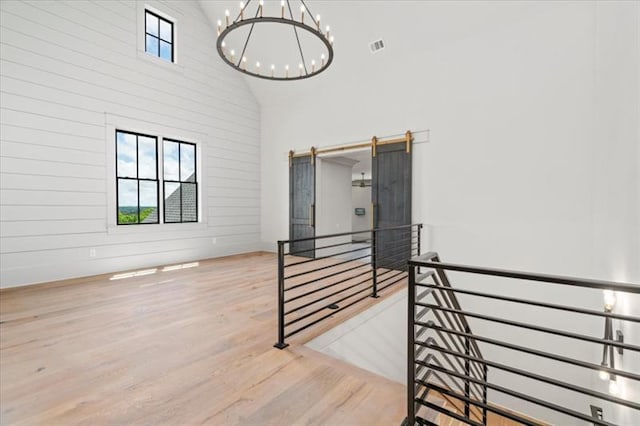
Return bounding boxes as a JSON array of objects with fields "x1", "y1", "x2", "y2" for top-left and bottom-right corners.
[{"x1": 198, "y1": 1, "x2": 537, "y2": 107}]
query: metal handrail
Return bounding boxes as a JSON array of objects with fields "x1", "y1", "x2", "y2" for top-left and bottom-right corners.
[
  {"x1": 406, "y1": 252, "x2": 639, "y2": 426},
  {"x1": 414, "y1": 252, "x2": 485, "y2": 361},
  {"x1": 279, "y1": 223, "x2": 421, "y2": 244},
  {"x1": 275, "y1": 224, "x2": 423, "y2": 349},
  {"x1": 414, "y1": 259, "x2": 640, "y2": 293}
]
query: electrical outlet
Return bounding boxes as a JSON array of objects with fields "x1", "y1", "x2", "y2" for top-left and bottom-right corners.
[
  {"x1": 590, "y1": 405, "x2": 603, "y2": 425},
  {"x1": 89, "y1": 248, "x2": 96, "y2": 258},
  {"x1": 212, "y1": 238, "x2": 217, "y2": 245}
]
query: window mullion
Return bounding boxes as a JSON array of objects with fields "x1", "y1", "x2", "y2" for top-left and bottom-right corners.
[
  {"x1": 158, "y1": 137, "x2": 162, "y2": 224},
  {"x1": 178, "y1": 142, "x2": 183, "y2": 223},
  {"x1": 136, "y1": 135, "x2": 140, "y2": 224}
]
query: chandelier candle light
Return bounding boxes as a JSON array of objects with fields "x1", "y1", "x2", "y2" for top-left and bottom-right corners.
[{"x1": 216, "y1": 0, "x2": 334, "y2": 81}]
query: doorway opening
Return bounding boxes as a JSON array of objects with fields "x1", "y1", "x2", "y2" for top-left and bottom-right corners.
[
  {"x1": 288, "y1": 131, "x2": 413, "y2": 262},
  {"x1": 316, "y1": 149, "x2": 371, "y2": 245}
]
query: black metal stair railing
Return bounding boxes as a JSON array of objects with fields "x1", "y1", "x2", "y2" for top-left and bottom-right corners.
[
  {"x1": 275, "y1": 224, "x2": 422, "y2": 349},
  {"x1": 408, "y1": 252, "x2": 489, "y2": 426},
  {"x1": 406, "y1": 252, "x2": 640, "y2": 426}
]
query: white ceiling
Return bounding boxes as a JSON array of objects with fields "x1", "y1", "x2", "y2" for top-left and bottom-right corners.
[
  {"x1": 319, "y1": 148, "x2": 372, "y2": 179},
  {"x1": 198, "y1": 1, "x2": 531, "y2": 107},
  {"x1": 198, "y1": 1, "x2": 553, "y2": 175}
]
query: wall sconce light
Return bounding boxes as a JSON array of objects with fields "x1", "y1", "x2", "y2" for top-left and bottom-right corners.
[
  {"x1": 604, "y1": 290, "x2": 616, "y2": 312},
  {"x1": 599, "y1": 290, "x2": 624, "y2": 395}
]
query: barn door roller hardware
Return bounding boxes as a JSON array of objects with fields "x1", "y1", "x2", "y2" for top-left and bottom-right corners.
[{"x1": 288, "y1": 130, "x2": 413, "y2": 158}]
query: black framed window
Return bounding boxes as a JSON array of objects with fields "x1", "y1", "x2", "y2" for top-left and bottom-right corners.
[
  {"x1": 116, "y1": 131, "x2": 159, "y2": 225},
  {"x1": 145, "y1": 10, "x2": 173, "y2": 62},
  {"x1": 163, "y1": 140, "x2": 198, "y2": 223}
]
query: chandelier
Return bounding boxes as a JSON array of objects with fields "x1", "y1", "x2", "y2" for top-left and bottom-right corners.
[{"x1": 215, "y1": 0, "x2": 334, "y2": 81}]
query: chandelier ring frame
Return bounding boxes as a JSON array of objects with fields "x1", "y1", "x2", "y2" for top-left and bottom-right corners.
[{"x1": 216, "y1": 16, "x2": 334, "y2": 81}]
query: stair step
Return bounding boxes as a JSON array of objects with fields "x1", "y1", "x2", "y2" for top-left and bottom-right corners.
[{"x1": 416, "y1": 395, "x2": 447, "y2": 423}]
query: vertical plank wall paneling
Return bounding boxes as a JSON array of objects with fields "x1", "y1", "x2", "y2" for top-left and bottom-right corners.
[{"x1": 0, "y1": 0, "x2": 261, "y2": 288}]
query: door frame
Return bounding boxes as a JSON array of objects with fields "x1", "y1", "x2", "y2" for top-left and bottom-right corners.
[{"x1": 287, "y1": 130, "x2": 413, "y2": 237}]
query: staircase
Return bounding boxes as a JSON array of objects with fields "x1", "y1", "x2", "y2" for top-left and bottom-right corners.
[{"x1": 406, "y1": 252, "x2": 640, "y2": 426}]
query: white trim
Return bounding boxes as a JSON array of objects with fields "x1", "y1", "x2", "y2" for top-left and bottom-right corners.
[
  {"x1": 105, "y1": 113, "x2": 208, "y2": 234},
  {"x1": 137, "y1": 1, "x2": 183, "y2": 72}
]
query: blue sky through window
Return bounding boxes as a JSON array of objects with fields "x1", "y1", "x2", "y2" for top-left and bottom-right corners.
[
  {"x1": 117, "y1": 132, "x2": 136, "y2": 178},
  {"x1": 116, "y1": 131, "x2": 159, "y2": 224},
  {"x1": 180, "y1": 143, "x2": 195, "y2": 181},
  {"x1": 164, "y1": 141, "x2": 180, "y2": 181},
  {"x1": 145, "y1": 10, "x2": 173, "y2": 62},
  {"x1": 146, "y1": 13, "x2": 158, "y2": 36}
]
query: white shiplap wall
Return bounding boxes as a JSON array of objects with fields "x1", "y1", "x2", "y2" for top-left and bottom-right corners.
[{"x1": 0, "y1": 0, "x2": 261, "y2": 288}]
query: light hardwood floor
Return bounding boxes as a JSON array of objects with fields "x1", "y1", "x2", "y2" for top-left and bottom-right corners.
[
  {"x1": 1, "y1": 252, "x2": 408, "y2": 425},
  {"x1": 1, "y1": 252, "x2": 526, "y2": 425}
]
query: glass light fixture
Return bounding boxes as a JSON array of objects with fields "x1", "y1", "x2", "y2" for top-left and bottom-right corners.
[
  {"x1": 599, "y1": 367, "x2": 609, "y2": 381},
  {"x1": 609, "y1": 378, "x2": 619, "y2": 396},
  {"x1": 604, "y1": 290, "x2": 616, "y2": 311}
]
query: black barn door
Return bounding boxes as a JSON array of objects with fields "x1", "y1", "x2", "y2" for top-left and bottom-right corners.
[
  {"x1": 372, "y1": 141, "x2": 412, "y2": 270},
  {"x1": 289, "y1": 154, "x2": 315, "y2": 258}
]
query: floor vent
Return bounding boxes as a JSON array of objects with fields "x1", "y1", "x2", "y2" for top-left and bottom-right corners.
[{"x1": 369, "y1": 39, "x2": 385, "y2": 53}]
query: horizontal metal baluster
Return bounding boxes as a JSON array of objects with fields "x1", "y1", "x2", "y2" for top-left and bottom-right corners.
[
  {"x1": 425, "y1": 331, "x2": 485, "y2": 399},
  {"x1": 285, "y1": 275, "x2": 373, "y2": 315},
  {"x1": 414, "y1": 396, "x2": 484, "y2": 426},
  {"x1": 417, "y1": 322, "x2": 640, "y2": 382},
  {"x1": 417, "y1": 380, "x2": 538, "y2": 426},
  {"x1": 414, "y1": 260, "x2": 640, "y2": 294},
  {"x1": 283, "y1": 223, "x2": 421, "y2": 244},
  {"x1": 377, "y1": 273, "x2": 408, "y2": 292},
  {"x1": 419, "y1": 303, "x2": 640, "y2": 352},
  {"x1": 285, "y1": 262, "x2": 371, "y2": 291},
  {"x1": 285, "y1": 245, "x2": 371, "y2": 267},
  {"x1": 425, "y1": 369, "x2": 484, "y2": 422},
  {"x1": 431, "y1": 292, "x2": 485, "y2": 380},
  {"x1": 414, "y1": 282, "x2": 640, "y2": 323},
  {"x1": 418, "y1": 360, "x2": 617, "y2": 426},
  {"x1": 285, "y1": 285, "x2": 374, "y2": 327},
  {"x1": 421, "y1": 353, "x2": 484, "y2": 403},
  {"x1": 285, "y1": 253, "x2": 371, "y2": 280},
  {"x1": 285, "y1": 290, "x2": 376, "y2": 338},
  {"x1": 285, "y1": 269, "x2": 373, "y2": 304},
  {"x1": 431, "y1": 268, "x2": 484, "y2": 362},
  {"x1": 422, "y1": 341, "x2": 640, "y2": 411},
  {"x1": 377, "y1": 270, "x2": 406, "y2": 285},
  {"x1": 285, "y1": 239, "x2": 364, "y2": 256}
]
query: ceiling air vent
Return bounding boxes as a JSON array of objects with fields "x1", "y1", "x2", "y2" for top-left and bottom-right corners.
[{"x1": 369, "y1": 39, "x2": 385, "y2": 54}]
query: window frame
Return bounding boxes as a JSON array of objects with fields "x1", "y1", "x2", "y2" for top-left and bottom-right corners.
[
  {"x1": 106, "y1": 115, "x2": 206, "y2": 234},
  {"x1": 115, "y1": 130, "x2": 160, "y2": 226},
  {"x1": 162, "y1": 139, "x2": 199, "y2": 224},
  {"x1": 144, "y1": 9, "x2": 174, "y2": 62}
]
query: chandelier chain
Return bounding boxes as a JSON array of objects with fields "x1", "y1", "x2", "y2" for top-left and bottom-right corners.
[
  {"x1": 286, "y1": 0, "x2": 308, "y2": 74},
  {"x1": 237, "y1": 4, "x2": 260, "y2": 67}
]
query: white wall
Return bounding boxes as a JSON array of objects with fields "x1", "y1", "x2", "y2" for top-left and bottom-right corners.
[
  {"x1": 315, "y1": 157, "x2": 353, "y2": 255},
  {"x1": 590, "y1": 2, "x2": 640, "y2": 423},
  {"x1": 307, "y1": 288, "x2": 407, "y2": 384},
  {"x1": 0, "y1": 0, "x2": 261, "y2": 288},
  {"x1": 352, "y1": 186, "x2": 371, "y2": 233},
  {"x1": 255, "y1": 1, "x2": 639, "y2": 424}
]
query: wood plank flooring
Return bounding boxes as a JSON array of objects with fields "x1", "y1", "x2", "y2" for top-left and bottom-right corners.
[
  {"x1": 1, "y1": 252, "x2": 407, "y2": 425},
  {"x1": 1, "y1": 252, "x2": 527, "y2": 425}
]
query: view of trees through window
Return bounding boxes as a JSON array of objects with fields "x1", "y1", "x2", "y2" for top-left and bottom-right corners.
[
  {"x1": 116, "y1": 131, "x2": 197, "y2": 225},
  {"x1": 116, "y1": 131, "x2": 159, "y2": 225}
]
